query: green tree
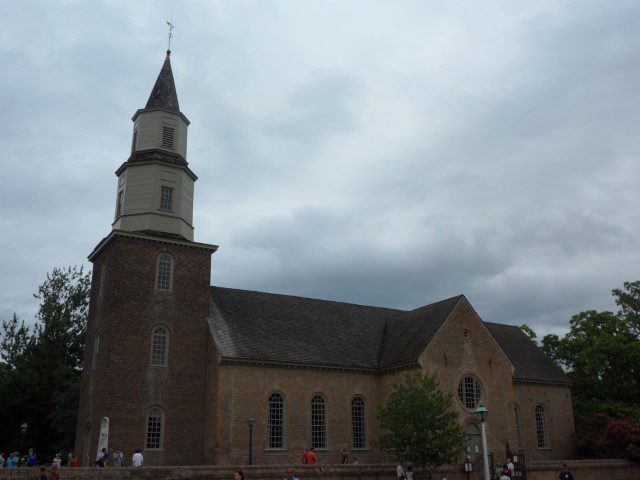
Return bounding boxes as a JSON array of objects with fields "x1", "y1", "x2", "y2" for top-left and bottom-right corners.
[
  {"x1": 519, "y1": 324, "x2": 537, "y2": 341},
  {"x1": 0, "y1": 266, "x2": 90, "y2": 455},
  {"x1": 377, "y1": 372, "x2": 466, "y2": 471},
  {"x1": 526, "y1": 281, "x2": 640, "y2": 459}
]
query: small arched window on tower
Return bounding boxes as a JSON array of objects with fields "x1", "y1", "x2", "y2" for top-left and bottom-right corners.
[
  {"x1": 351, "y1": 396, "x2": 366, "y2": 449},
  {"x1": 150, "y1": 327, "x2": 168, "y2": 366},
  {"x1": 311, "y1": 394, "x2": 327, "y2": 449},
  {"x1": 267, "y1": 392, "x2": 285, "y2": 449},
  {"x1": 155, "y1": 253, "x2": 173, "y2": 291},
  {"x1": 535, "y1": 404, "x2": 550, "y2": 448},
  {"x1": 145, "y1": 407, "x2": 164, "y2": 450}
]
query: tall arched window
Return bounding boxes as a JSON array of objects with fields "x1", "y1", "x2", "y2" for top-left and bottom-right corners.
[
  {"x1": 311, "y1": 394, "x2": 327, "y2": 448},
  {"x1": 151, "y1": 327, "x2": 168, "y2": 366},
  {"x1": 268, "y1": 392, "x2": 285, "y2": 448},
  {"x1": 351, "y1": 396, "x2": 366, "y2": 448},
  {"x1": 514, "y1": 404, "x2": 523, "y2": 449},
  {"x1": 146, "y1": 407, "x2": 164, "y2": 450},
  {"x1": 156, "y1": 253, "x2": 173, "y2": 291},
  {"x1": 535, "y1": 405, "x2": 549, "y2": 448}
]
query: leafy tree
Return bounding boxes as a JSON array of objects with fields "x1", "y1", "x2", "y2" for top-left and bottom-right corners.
[
  {"x1": 575, "y1": 413, "x2": 639, "y2": 460},
  {"x1": 0, "y1": 266, "x2": 90, "y2": 456},
  {"x1": 613, "y1": 281, "x2": 640, "y2": 337},
  {"x1": 519, "y1": 324, "x2": 537, "y2": 341},
  {"x1": 377, "y1": 372, "x2": 466, "y2": 471},
  {"x1": 525, "y1": 281, "x2": 640, "y2": 459}
]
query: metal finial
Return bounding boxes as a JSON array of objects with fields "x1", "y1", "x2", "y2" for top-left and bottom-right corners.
[{"x1": 166, "y1": 16, "x2": 174, "y2": 52}]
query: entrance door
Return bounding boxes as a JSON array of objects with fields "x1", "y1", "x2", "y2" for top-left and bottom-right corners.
[{"x1": 465, "y1": 422, "x2": 483, "y2": 464}]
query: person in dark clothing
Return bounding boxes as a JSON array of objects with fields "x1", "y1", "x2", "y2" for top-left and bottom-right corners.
[{"x1": 558, "y1": 464, "x2": 574, "y2": 480}]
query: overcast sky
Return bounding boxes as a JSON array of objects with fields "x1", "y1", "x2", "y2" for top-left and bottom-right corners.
[{"x1": 1, "y1": 0, "x2": 639, "y2": 337}]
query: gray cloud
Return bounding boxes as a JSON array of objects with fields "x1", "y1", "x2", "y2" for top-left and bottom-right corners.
[{"x1": 2, "y1": 1, "x2": 640, "y2": 340}]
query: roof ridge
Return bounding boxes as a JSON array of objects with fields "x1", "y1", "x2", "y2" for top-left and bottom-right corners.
[{"x1": 381, "y1": 294, "x2": 464, "y2": 322}]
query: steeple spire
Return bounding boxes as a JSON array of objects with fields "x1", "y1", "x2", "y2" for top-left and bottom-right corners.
[{"x1": 145, "y1": 51, "x2": 180, "y2": 113}]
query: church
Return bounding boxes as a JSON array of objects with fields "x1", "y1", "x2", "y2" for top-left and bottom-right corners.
[{"x1": 75, "y1": 51, "x2": 575, "y2": 467}]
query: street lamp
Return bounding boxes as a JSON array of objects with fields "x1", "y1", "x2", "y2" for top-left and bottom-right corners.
[
  {"x1": 20, "y1": 423, "x2": 28, "y2": 453},
  {"x1": 475, "y1": 403, "x2": 490, "y2": 480},
  {"x1": 247, "y1": 416, "x2": 255, "y2": 465}
]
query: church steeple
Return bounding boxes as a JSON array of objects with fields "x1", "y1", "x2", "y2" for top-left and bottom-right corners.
[
  {"x1": 111, "y1": 51, "x2": 196, "y2": 241},
  {"x1": 145, "y1": 51, "x2": 181, "y2": 113}
]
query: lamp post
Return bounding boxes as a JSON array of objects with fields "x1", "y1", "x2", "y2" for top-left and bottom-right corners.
[
  {"x1": 247, "y1": 416, "x2": 255, "y2": 465},
  {"x1": 475, "y1": 403, "x2": 490, "y2": 480},
  {"x1": 20, "y1": 423, "x2": 28, "y2": 453}
]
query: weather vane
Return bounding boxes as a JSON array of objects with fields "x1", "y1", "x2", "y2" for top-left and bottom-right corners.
[{"x1": 166, "y1": 16, "x2": 175, "y2": 52}]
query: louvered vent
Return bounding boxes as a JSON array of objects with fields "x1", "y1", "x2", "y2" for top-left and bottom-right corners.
[
  {"x1": 162, "y1": 126, "x2": 175, "y2": 148},
  {"x1": 131, "y1": 130, "x2": 138, "y2": 152}
]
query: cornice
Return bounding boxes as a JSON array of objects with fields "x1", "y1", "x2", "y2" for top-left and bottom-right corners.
[{"x1": 88, "y1": 230, "x2": 218, "y2": 261}]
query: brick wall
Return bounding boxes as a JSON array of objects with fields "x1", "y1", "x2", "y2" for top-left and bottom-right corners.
[
  {"x1": 2, "y1": 460, "x2": 639, "y2": 480},
  {"x1": 75, "y1": 233, "x2": 214, "y2": 466}
]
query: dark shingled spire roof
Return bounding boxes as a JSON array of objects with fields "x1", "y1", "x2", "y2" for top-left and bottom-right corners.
[{"x1": 145, "y1": 50, "x2": 180, "y2": 112}]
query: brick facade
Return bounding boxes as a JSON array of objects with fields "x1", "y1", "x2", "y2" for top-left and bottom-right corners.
[
  {"x1": 207, "y1": 298, "x2": 574, "y2": 466},
  {"x1": 75, "y1": 232, "x2": 215, "y2": 466}
]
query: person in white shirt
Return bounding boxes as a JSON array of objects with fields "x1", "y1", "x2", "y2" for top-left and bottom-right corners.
[
  {"x1": 132, "y1": 449, "x2": 144, "y2": 467},
  {"x1": 406, "y1": 466, "x2": 413, "y2": 480},
  {"x1": 397, "y1": 462, "x2": 405, "y2": 480},
  {"x1": 506, "y1": 458, "x2": 515, "y2": 478}
]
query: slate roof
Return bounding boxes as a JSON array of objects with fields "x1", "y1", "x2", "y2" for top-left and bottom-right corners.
[
  {"x1": 485, "y1": 322, "x2": 571, "y2": 384},
  {"x1": 210, "y1": 286, "x2": 400, "y2": 369},
  {"x1": 145, "y1": 51, "x2": 180, "y2": 113},
  {"x1": 378, "y1": 296, "x2": 462, "y2": 369},
  {"x1": 209, "y1": 286, "x2": 571, "y2": 384}
]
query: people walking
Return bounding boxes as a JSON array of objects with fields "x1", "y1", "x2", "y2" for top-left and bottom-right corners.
[
  {"x1": 132, "y1": 449, "x2": 144, "y2": 467},
  {"x1": 397, "y1": 462, "x2": 405, "y2": 480},
  {"x1": 558, "y1": 464, "x2": 574, "y2": 480},
  {"x1": 112, "y1": 447, "x2": 124, "y2": 467},
  {"x1": 306, "y1": 447, "x2": 317, "y2": 465}
]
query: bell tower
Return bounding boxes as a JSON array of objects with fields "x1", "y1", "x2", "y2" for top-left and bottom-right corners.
[
  {"x1": 112, "y1": 50, "x2": 196, "y2": 240},
  {"x1": 76, "y1": 49, "x2": 218, "y2": 466}
]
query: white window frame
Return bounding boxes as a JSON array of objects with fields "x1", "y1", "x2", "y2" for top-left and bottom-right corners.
[
  {"x1": 311, "y1": 393, "x2": 327, "y2": 449},
  {"x1": 267, "y1": 392, "x2": 285, "y2": 449},
  {"x1": 351, "y1": 395, "x2": 367, "y2": 449},
  {"x1": 155, "y1": 253, "x2": 173, "y2": 291},
  {"x1": 145, "y1": 407, "x2": 164, "y2": 450},
  {"x1": 458, "y1": 376, "x2": 483, "y2": 410},
  {"x1": 150, "y1": 326, "x2": 169, "y2": 366}
]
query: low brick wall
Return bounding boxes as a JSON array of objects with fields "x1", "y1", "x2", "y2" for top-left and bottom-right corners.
[{"x1": 0, "y1": 460, "x2": 638, "y2": 480}]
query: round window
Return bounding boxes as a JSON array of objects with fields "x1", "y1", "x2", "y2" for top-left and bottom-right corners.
[{"x1": 458, "y1": 376, "x2": 482, "y2": 409}]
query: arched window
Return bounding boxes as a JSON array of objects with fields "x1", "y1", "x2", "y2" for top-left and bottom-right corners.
[
  {"x1": 535, "y1": 405, "x2": 549, "y2": 448},
  {"x1": 268, "y1": 392, "x2": 285, "y2": 449},
  {"x1": 156, "y1": 253, "x2": 173, "y2": 291},
  {"x1": 146, "y1": 407, "x2": 164, "y2": 450},
  {"x1": 151, "y1": 327, "x2": 168, "y2": 366},
  {"x1": 458, "y1": 376, "x2": 482, "y2": 409},
  {"x1": 351, "y1": 396, "x2": 366, "y2": 448},
  {"x1": 311, "y1": 394, "x2": 327, "y2": 448},
  {"x1": 514, "y1": 404, "x2": 523, "y2": 449}
]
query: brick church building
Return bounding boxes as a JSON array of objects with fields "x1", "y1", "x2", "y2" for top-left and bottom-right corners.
[{"x1": 75, "y1": 51, "x2": 575, "y2": 466}]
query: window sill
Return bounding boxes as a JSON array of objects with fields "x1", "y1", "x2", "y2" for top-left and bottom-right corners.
[
  {"x1": 351, "y1": 448, "x2": 371, "y2": 451},
  {"x1": 313, "y1": 448, "x2": 331, "y2": 452},
  {"x1": 265, "y1": 448, "x2": 288, "y2": 452},
  {"x1": 149, "y1": 364, "x2": 168, "y2": 368}
]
